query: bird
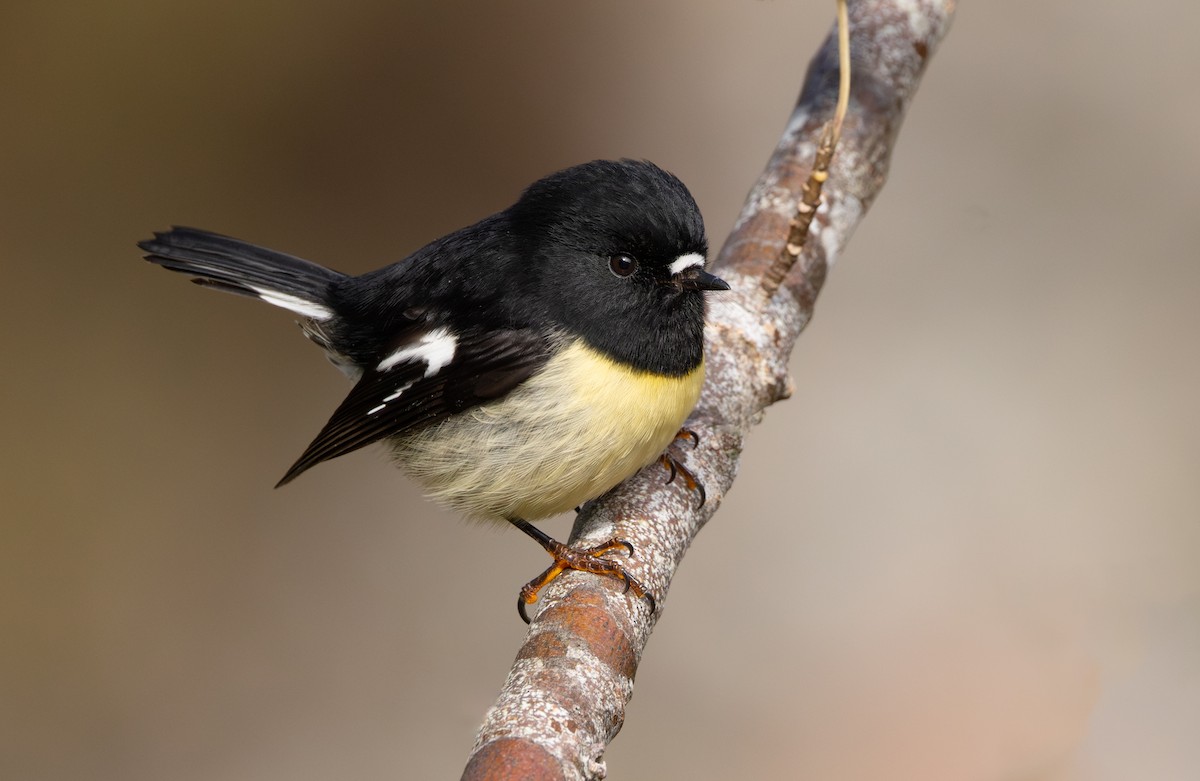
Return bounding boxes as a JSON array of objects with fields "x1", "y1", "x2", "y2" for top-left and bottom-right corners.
[{"x1": 139, "y1": 159, "x2": 728, "y2": 622}]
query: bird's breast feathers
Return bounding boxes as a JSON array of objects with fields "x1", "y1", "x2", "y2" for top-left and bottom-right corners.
[{"x1": 389, "y1": 340, "x2": 705, "y2": 521}]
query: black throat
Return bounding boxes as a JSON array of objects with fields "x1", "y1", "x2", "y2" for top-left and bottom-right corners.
[{"x1": 556, "y1": 284, "x2": 708, "y2": 376}]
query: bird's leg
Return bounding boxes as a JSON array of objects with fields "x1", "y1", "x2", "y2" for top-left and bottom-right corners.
[
  {"x1": 658, "y1": 427, "x2": 706, "y2": 508},
  {"x1": 508, "y1": 518, "x2": 655, "y2": 624}
]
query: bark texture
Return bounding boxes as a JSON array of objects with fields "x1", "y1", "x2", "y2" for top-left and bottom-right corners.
[{"x1": 463, "y1": 2, "x2": 957, "y2": 778}]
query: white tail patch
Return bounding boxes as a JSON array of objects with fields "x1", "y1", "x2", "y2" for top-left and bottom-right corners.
[
  {"x1": 249, "y1": 286, "x2": 334, "y2": 321},
  {"x1": 377, "y1": 327, "x2": 458, "y2": 376},
  {"x1": 668, "y1": 252, "x2": 705, "y2": 276}
]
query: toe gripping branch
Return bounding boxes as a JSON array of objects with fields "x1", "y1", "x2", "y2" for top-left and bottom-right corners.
[
  {"x1": 659, "y1": 426, "x2": 706, "y2": 509},
  {"x1": 509, "y1": 518, "x2": 654, "y2": 624}
]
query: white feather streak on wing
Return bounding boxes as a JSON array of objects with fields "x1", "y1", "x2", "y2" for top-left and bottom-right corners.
[
  {"x1": 366, "y1": 382, "x2": 415, "y2": 416},
  {"x1": 383, "y1": 382, "x2": 414, "y2": 402},
  {"x1": 376, "y1": 327, "x2": 458, "y2": 376},
  {"x1": 668, "y1": 252, "x2": 705, "y2": 276},
  {"x1": 247, "y1": 286, "x2": 334, "y2": 320}
]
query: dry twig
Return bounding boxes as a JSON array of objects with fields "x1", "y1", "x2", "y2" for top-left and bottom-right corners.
[{"x1": 463, "y1": 2, "x2": 956, "y2": 778}]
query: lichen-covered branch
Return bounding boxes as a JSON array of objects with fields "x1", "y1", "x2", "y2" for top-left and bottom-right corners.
[{"x1": 462, "y1": 3, "x2": 956, "y2": 779}]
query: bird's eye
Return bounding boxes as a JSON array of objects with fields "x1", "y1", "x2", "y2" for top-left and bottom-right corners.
[{"x1": 609, "y1": 254, "x2": 638, "y2": 278}]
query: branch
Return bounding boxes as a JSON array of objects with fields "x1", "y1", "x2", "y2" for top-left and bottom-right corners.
[{"x1": 463, "y1": 3, "x2": 956, "y2": 778}]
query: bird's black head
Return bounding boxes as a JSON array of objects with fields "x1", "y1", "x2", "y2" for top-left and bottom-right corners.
[{"x1": 506, "y1": 159, "x2": 726, "y2": 375}]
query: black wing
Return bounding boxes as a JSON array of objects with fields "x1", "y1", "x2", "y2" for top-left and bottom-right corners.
[{"x1": 276, "y1": 327, "x2": 552, "y2": 486}]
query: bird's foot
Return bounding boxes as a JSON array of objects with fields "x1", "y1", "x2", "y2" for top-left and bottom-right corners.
[
  {"x1": 509, "y1": 519, "x2": 655, "y2": 623},
  {"x1": 658, "y1": 427, "x2": 706, "y2": 508}
]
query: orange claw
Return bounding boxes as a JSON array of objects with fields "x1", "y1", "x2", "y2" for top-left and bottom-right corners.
[
  {"x1": 658, "y1": 427, "x2": 706, "y2": 508},
  {"x1": 509, "y1": 519, "x2": 654, "y2": 624}
]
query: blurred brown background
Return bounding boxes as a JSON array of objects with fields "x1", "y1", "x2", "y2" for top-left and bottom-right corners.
[{"x1": 3, "y1": 1, "x2": 1197, "y2": 779}]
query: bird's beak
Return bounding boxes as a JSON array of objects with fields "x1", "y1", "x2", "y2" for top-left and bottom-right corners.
[{"x1": 674, "y1": 266, "x2": 730, "y2": 292}]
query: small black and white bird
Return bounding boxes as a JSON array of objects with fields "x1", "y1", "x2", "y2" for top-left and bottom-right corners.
[{"x1": 140, "y1": 159, "x2": 728, "y2": 621}]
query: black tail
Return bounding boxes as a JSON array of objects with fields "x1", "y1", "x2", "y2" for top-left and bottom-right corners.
[{"x1": 139, "y1": 227, "x2": 346, "y2": 321}]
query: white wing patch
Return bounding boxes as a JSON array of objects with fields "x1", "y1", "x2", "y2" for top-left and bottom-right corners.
[
  {"x1": 248, "y1": 286, "x2": 334, "y2": 321},
  {"x1": 377, "y1": 327, "x2": 458, "y2": 376},
  {"x1": 668, "y1": 252, "x2": 705, "y2": 276}
]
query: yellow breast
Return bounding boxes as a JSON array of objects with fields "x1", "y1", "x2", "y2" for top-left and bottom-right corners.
[{"x1": 389, "y1": 341, "x2": 705, "y2": 522}]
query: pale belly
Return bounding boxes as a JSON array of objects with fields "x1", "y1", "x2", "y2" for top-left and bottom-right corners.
[{"x1": 388, "y1": 341, "x2": 705, "y2": 522}]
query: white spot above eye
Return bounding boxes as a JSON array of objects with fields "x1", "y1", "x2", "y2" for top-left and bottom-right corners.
[
  {"x1": 668, "y1": 253, "x2": 705, "y2": 276},
  {"x1": 248, "y1": 286, "x2": 334, "y2": 321},
  {"x1": 377, "y1": 327, "x2": 458, "y2": 376}
]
